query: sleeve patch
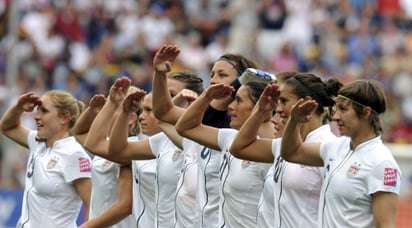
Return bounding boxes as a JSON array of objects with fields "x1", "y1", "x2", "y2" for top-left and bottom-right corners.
[
  {"x1": 383, "y1": 168, "x2": 398, "y2": 186},
  {"x1": 78, "y1": 157, "x2": 91, "y2": 172}
]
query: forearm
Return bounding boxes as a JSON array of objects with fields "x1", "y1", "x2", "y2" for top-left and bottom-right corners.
[
  {"x1": 152, "y1": 70, "x2": 174, "y2": 120},
  {"x1": 210, "y1": 96, "x2": 233, "y2": 111},
  {"x1": 72, "y1": 107, "x2": 98, "y2": 135},
  {"x1": 176, "y1": 94, "x2": 212, "y2": 134},
  {"x1": 108, "y1": 112, "x2": 131, "y2": 158},
  {"x1": 0, "y1": 105, "x2": 23, "y2": 132},
  {"x1": 80, "y1": 204, "x2": 131, "y2": 228},
  {"x1": 280, "y1": 118, "x2": 303, "y2": 161},
  {"x1": 231, "y1": 109, "x2": 268, "y2": 155},
  {"x1": 84, "y1": 101, "x2": 119, "y2": 150}
]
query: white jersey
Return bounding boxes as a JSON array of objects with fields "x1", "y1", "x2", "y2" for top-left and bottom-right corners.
[
  {"x1": 89, "y1": 156, "x2": 133, "y2": 228},
  {"x1": 174, "y1": 139, "x2": 199, "y2": 228},
  {"x1": 18, "y1": 131, "x2": 91, "y2": 228},
  {"x1": 271, "y1": 125, "x2": 335, "y2": 228},
  {"x1": 129, "y1": 135, "x2": 157, "y2": 228},
  {"x1": 319, "y1": 136, "x2": 402, "y2": 228},
  {"x1": 149, "y1": 132, "x2": 185, "y2": 228},
  {"x1": 195, "y1": 144, "x2": 221, "y2": 228},
  {"x1": 132, "y1": 159, "x2": 156, "y2": 227},
  {"x1": 218, "y1": 129, "x2": 271, "y2": 228},
  {"x1": 256, "y1": 163, "x2": 275, "y2": 228}
]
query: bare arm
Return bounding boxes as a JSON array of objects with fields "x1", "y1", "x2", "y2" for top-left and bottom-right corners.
[
  {"x1": 108, "y1": 91, "x2": 155, "y2": 161},
  {"x1": 158, "y1": 120, "x2": 183, "y2": 149},
  {"x1": 79, "y1": 166, "x2": 133, "y2": 228},
  {"x1": 74, "y1": 178, "x2": 92, "y2": 222},
  {"x1": 230, "y1": 84, "x2": 279, "y2": 163},
  {"x1": 372, "y1": 191, "x2": 398, "y2": 228},
  {"x1": 84, "y1": 77, "x2": 132, "y2": 164},
  {"x1": 72, "y1": 94, "x2": 106, "y2": 145},
  {"x1": 0, "y1": 92, "x2": 42, "y2": 148},
  {"x1": 280, "y1": 98, "x2": 323, "y2": 166},
  {"x1": 152, "y1": 44, "x2": 186, "y2": 124},
  {"x1": 175, "y1": 83, "x2": 234, "y2": 151}
]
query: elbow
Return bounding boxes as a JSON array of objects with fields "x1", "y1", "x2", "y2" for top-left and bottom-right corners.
[
  {"x1": 175, "y1": 123, "x2": 186, "y2": 137},
  {"x1": 117, "y1": 199, "x2": 133, "y2": 216},
  {"x1": 229, "y1": 144, "x2": 241, "y2": 157}
]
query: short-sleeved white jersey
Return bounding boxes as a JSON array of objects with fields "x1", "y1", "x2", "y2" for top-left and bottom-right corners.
[
  {"x1": 149, "y1": 132, "x2": 185, "y2": 228},
  {"x1": 89, "y1": 156, "x2": 133, "y2": 228},
  {"x1": 271, "y1": 125, "x2": 335, "y2": 228},
  {"x1": 217, "y1": 128, "x2": 271, "y2": 228},
  {"x1": 319, "y1": 136, "x2": 402, "y2": 228},
  {"x1": 129, "y1": 135, "x2": 157, "y2": 228},
  {"x1": 195, "y1": 144, "x2": 221, "y2": 227},
  {"x1": 174, "y1": 139, "x2": 199, "y2": 228},
  {"x1": 132, "y1": 159, "x2": 156, "y2": 227},
  {"x1": 256, "y1": 163, "x2": 275, "y2": 228},
  {"x1": 18, "y1": 131, "x2": 91, "y2": 228}
]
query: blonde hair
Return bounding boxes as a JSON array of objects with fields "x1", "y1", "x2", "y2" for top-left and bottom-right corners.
[{"x1": 43, "y1": 90, "x2": 84, "y2": 130}]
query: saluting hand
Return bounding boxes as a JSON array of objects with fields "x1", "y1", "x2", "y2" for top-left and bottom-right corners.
[
  {"x1": 17, "y1": 92, "x2": 42, "y2": 112},
  {"x1": 109, "y1": 76, "x2": 131, "y2": 105},
  {"x1": 153, "y1": 44, "x2": 180, "y2": 73},
  {"x1": 122, "y1": 90, "x2": 147, "y2": 113}
]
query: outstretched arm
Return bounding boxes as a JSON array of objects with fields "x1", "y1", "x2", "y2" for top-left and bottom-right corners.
[
  {"x1": 0, "y1": 92, "x2": 42, "y2": 148},
  {"x1": 280, "y1": 98, "x2": 323, "y2": 166},
  {"x1": 108, "y1": 90, "x2": 154, "y2": 161},
  {"x1": 72, "y1": 94, "x2": 106, "y2": 145},
  {"x1": 84, "y1": 77, "x2": 132, "y2": 164},
  {"x1": 230, "y1": 84, "x2": 279, "y2": 163},
  {"x1": 152, "y1": 44, "x2": 186, "y2": 124},
  {"x1": 79, "y1": 166, "x2": 133, "y2": 228},
  {"x1": 176, "y1": 83, "x2": 234, "y2": 150}
]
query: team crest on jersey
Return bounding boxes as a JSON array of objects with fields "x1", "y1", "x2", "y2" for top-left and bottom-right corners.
[
  {"x1": 384, "y1": 168, "x2": 398, "y2": 186},
  {"x1": 172, "y1": 149, "x2": 183, "y2": 161},
  {"x1": 47, "y1": 156, "x2": 60, "y2": 169},
  {"x1": 347, "y1": 162, "x2": 361, "y2": 177},
  {"x1": 241, "y1": 160, "x2": 252, "y2": 169},
  {"x1": 78, "y1": 157, "x2": 91, "y2": 172}
]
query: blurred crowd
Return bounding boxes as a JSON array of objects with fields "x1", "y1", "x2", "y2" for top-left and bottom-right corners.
[{"x1": 1, "y1": 0, "x2": 412, "y2": 188}]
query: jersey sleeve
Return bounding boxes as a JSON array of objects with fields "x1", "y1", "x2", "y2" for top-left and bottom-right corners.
[
  {"x1": 148, "y1": 132, "x2": 167, "y2": 157},
  {"x1": 63, "y1": 151, "x2": 92, "y2": 183},
  {"x1": 27, "y1": 130, "x2": 39, "y2": 150},
  {"x1": 271, "y1": 138, "x2": 281, "y2": 158},
  {"x1": 367, "y1": 159, "x2": 402, "y2": 195},
  {"x1": 217, "y1": 128, "x2": 238, "y2": 151}
]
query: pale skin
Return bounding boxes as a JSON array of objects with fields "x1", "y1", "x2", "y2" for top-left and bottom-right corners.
[
  {"x1": 152, "y1": 44, "x2": 199, "y2": 149},
  {"x1": 72, "y1": 77, "x2": 136, "y2": 228},
  {"x1": 108, "y1": 92, "x2": 159, "y2": 161},
  {"x1": 175, "y1": 83, "x2": 274, "y2": 151},
  {"x1": 152, "y1": 44, "x2": 241, "y2": 127},
  {"x1": 281, "y1": 98, "x2": 398, "y2": 228},
  {"x1": 175, "y1": 83, "x2": 235, "y2": 151},
  {"x1": 230, "y1": 82, "x2": 323, "y2": 163},
  {"x1": 0, "y1": 91, "x2": 91, "y2": 221}
]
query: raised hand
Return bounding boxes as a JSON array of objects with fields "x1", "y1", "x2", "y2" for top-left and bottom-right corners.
[
  {"x1": 88, "y1": 94, "x2": 106, "y2": 112},
  {"x1": 153, "y1": 44, "x2": 180, "y2": 73},
  {"x1": 255, "y1": 83, "x2": 279, "y2": 113},
  {"x1": 290, "y1": 97, "x2": 318, "y2": 123},
  {"x1": 17, "y1": 92, "x2": 42, "y2": 112},
  {"x1": 204, "y1": 83, "x2": 235, "y2": 100},
  {"x1": 172, "y1": 89, "x2": 198, "y2": 107},
  {"x1": 109, "y1": 77, "x2": 131, "y2": 105},
  {"x1": 122, "y1": 89, "x2": 147, "y2": 113}
]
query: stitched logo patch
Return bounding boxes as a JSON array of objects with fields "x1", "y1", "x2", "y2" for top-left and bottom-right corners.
[{"x1": 383, "y1": 168, "x2": 397, "y2": 186}]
